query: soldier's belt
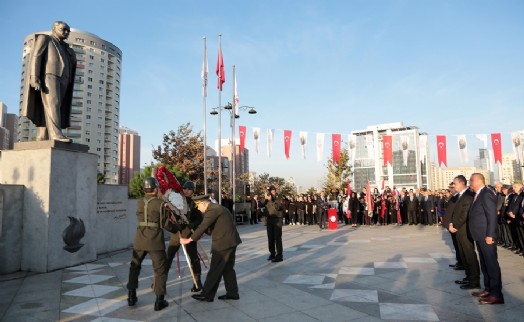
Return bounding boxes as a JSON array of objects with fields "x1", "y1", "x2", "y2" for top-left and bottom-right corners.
[{"x1": 139, "y1": 222, "x2": 159, "y2": 228}]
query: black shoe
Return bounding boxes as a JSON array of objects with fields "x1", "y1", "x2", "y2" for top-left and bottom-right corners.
[
  {"x1": 453, "y1": 266, "x2": 465, "y2": 271},
  {"x1": 192, "y1": 293, "x2": 213, "y2": 302},
  {"x1": 455, "y1": 279, "x2": 469, "y2": 285},
  {"x1": 449, "y1": 263, "x2": 460, "y2": 268},
  {"x1": 154, "y1": 295, "x2": 169, "y2": 311},
  {"x1": 267, "y1": 255, "x2": 276, "y2": 261},
  {"x1": 218, "y1": 294, "x2": 240, "y2": 300},
  {"x1": 191, "y1": 275, "x2": 202, "y2": 292},
  {"x1": 271, "y1": 258, "x2": 283, "y2": 263},
  {"x1": 127, "y1": 289, "x2": 137, "y2": 306},
  {"x1": 460, "y1": 284, "x2": 480, "y2": 290}
]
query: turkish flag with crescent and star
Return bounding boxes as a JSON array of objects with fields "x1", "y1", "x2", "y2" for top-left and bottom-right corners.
[
  {"x1": 437, "y1": 135, "x2": 447, "y2": 167},
  {"x1": 491, "y1": 133, "x2": 502, "y2": 164},
  {"x1": 284, "y1": 130, "x2": 292, "y2": 159},
  {"x1": 239, "y1": 125, "x2": 246, "y2": 154},
  {"x1": 332, "y1": 134, "x2": 341, "y2": 164},
  {"x1": 382, "y1": 135, "x2": 392, "y2": 166}
]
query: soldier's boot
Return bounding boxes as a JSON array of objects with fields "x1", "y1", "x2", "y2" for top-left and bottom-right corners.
[
  {"x1": 154, "y1": 295, "x2": 169, "y2": 311},
  {"x1": 191, "y1": 275, "x2": 202, "y2": 292},
  {"x1": 127, "y1": 289, "x2": 137, "y2": 306}
]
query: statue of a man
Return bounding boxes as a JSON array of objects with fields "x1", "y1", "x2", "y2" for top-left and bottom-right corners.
[{"x1": 21, "y1": 21, "x2": 77, "y2": 142}]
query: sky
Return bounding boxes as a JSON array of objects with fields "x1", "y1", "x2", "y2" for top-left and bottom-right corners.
[{"x1": 1, "y1": 0, "x2": 523, "y2": 189}]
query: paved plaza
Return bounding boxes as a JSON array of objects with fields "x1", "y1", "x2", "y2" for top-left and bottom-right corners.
[{"x1": 1, "y1": 223, "x2": 523, "y2": 321}]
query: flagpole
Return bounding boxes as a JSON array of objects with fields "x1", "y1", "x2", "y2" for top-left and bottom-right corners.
[
  {"x1": 231, "y1": 64, "x2": 236, "y2": 215},
  {"x1": 218, "y1": 34, "x2": 222, "y2": 204},
  {"x1": 202, "y1": 36, "x2": 208, "y2": 194}
]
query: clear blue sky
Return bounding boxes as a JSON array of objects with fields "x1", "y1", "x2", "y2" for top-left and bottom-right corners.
[{"x1": 1, "y1": 0, "x2": 523, "y2": 189}]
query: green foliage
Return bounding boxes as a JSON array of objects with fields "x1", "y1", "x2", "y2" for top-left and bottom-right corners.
[
  {"x1": 97, "y1": 172, "x2": 105, "y2": 184},
  {"x1": 251, "y1": 172, "x2": 297, "y2": 197},
  {"x1": 323, "y1": 145, "x2": 352, "y2": 193}
]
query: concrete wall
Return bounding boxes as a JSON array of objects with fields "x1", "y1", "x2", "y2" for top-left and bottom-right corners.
[
  {"x1": 96, "y1": 184, "x2": 136, "y2": 254},
  {"x1": 0, "y1": 185, "x2": 24, "y2": 274}
]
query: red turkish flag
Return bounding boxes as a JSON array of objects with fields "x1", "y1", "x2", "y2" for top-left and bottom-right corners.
[
  {"x1": 382, "y1": 135, "x2": 392, "y2": 166},
  {"x1": 332, "y1": 134, "x2": 341, "y2": 163},
  {"x1": 491, "y1": 133, "x2": 502, "y2": 164},
  {"x1": 239, "y1": 125, "x2": 246, "y2": 154},
  {"x1": 436, "y1": 135, "x2": 447, "y2": 167},
  {"x1": 284, "y1": 130, "x2": 292, "y2": 159}
]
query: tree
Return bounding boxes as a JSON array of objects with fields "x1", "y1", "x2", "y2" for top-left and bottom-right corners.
[
  {"x1": 97, "y1": 172, "x2": 105, "y2": 184},
  {"x1": 323, "y1": 146, "x2": 352, "y2": 195},
  {"x1": 251, "y1": 173, "x2": 297, "y2": 197},
  {"x1": 152, "y1": 123, "x2": 206, "y2": 193},
  {"x1": 128, "y1": 163, "x2": 187, "y2": 199}
]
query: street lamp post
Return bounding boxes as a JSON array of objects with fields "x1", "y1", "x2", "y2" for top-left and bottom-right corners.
[{"x1": 210, "y1": 103, "x2": 256, "y2": 214}]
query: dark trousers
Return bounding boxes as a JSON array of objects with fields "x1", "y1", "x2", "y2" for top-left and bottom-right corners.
[
  {"x1": 267, "y1": 216, "x2": 283, "y2": 259},
  {"x1": 166, "y1": 229, "x2": 201, "y2": 276},
  {"x1": 408, "y1": 209, "x2": 417, "y2": 224},
  {"x1": 316, "y1": 210, "x2": 326, "y2": 228},
  {"x1": 450, "y1": 232, "x2": 463, "y2": 266},
  {"x1": 127, "y1": 249, "x2": 167, "y2": 296},
  {"x1": 503, "y1": 222, "x2": 513, "y2": 247},
  {"x1": 455, "y1": 227, "x2": 480, "y2": 284},
  {"x1": 509, "y1": 221, "x2": 522, "y2": 249},
  {"x1": 476, "y1": 240, "x2": 503, "y2": 297},
  {"x1": 202, "y1": 247, "x2": 238, "y2": 299}
]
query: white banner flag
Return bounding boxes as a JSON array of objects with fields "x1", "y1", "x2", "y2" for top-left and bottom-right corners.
[
  {"x1": 253, "y1": 127, "x2": 260, "y2": 154},
  {"x1": 267, "y1": 129, "x2": 274, "y2": 157},
  {"x1": 348, "y1": 134, "x2": 356, "y2": 165},
  {"x1": 512, "y1": 131, "x2": 524, "y2": 165},
  {"x1": 419, "y1": 134, "x2": 428, "y2": 164},
  {"x1": 400, "y1": 135, "x2": 409, "y2": 166},
  {"x1": 457, "y1": 135, "x2": 468, "y2": 163},
  {"x1": 366, "y1": 134, "x2": 374, "y2": 159},
  {"x1": 316, "y1": 133, "x2": 325, "y2": 162},
  {"x1": 475, "y1": 133, "x2": 488, "y2": 149},
  {"x1": 299, "y1": 131, "x2": 308, "y2": 159}
]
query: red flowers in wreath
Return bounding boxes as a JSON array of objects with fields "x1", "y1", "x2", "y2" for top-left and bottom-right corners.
[{"x1": 156, "y1": 165, "x2": 182, "y2": 195}]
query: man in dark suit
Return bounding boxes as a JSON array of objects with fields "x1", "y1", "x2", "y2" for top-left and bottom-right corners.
[
  {"x1": 443, "y1": 182, "x2": 464, "y2": 270},
  {"x1": 507, "y1": 183, "x2": 524, "y2": 254},
  {"x1": 263, "y1": 186, "x2": 285, "y2": 261},
  {"x1": 404, "y1": 189, "x2": 419, "y2": 225},
  {"x1": 181, "y1": 195, "x2": 242, "y2": 302},
  {"x1": 127, "y1": 177, "x2": 169, "y2": 311},
  {"x1": 448, "y1": 175, "x2": 480, "y2": 290},
  {"x1": 468, "y1": 173, "x2": 504, "y2": 304}
]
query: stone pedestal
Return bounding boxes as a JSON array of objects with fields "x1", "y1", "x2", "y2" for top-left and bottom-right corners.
[{"x1": 0, "y1": 142, "x2": 97, "y2": 272}]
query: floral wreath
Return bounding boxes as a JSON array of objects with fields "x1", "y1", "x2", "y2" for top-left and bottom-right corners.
[
  {"x1": 156, "y1": 165, "x2": 187, "y2": 218},
  {"x1": 156, "y1": 165, "x2": 182, "y2": 195}
]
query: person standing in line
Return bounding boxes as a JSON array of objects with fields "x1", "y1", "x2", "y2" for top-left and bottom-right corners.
[
  {"x1": 468, "y1": 173, "x2": 504, "y2": 304},
  {"x1": 250, "y1": 194, "x2": 260, "y2": 224},
  {"x1": 404, "y1": 189, "x2": 419, "y2": 225},
  {"x1": 261, "y1": 185, "x2": 284, "y2": 262},
  {"x1": 448, "y1": 175, "x2": 480, "y2": 290},
  {"x1": 126, "y1": 177, "x2": 169, "y2": 311},
  {"x1": 443, "y1": 182, "x2": 464, "y2": 271},
  {"x1": 181, "y1": 195, "x2": 242, "y2": 302}
]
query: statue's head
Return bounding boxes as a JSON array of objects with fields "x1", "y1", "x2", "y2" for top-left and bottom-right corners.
[{"x1": 52, "y1": 21, "x2": 71, "y2": 41}]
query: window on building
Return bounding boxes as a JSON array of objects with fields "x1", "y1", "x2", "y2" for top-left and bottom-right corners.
[
  {"x1": 85, "y1": 130, "x2": 90, "y2": 135},
  {"x1": 75, "y1": 38, "x2": 85, "y2": 43},
  {"x1": 99, "y1": 80, "x2": 104, "y2": 84},
  {"x1": 88, "y1": 84, "x2": 93, "y2": 89},
  {"x1": 90, "y1": 41, "x2": 96, "y2": 46},
  {"x1": 87, "y1": 100, "x2": 91, "y2": 104},
  {"x1": 88, "y1": 77, "x2": 93, "y2": 82},
  {"x1": 89, "y1": 62, "x2": 94, "y2": 67},
  {"x1": 86, "y1": 115, "x2": 91, "y2": 119},
  {"x1": 87, "y1": 92, "x2": 92, "y2": 97},
  {"x1": 85, "y1": 138, "x2": 90, "y2": 143},
  {"x1": 88, "y1": 70, "x2": 93, "y2": 74},
  {"x1": 89, "y1": 55, "x2": 94, "y2": 60},
  {"x1": 101, "y1": 58, "x2": 105, "y2": 63},
  {"x1": 89, "y1": 48, "x2": 95, "y2": 53}
]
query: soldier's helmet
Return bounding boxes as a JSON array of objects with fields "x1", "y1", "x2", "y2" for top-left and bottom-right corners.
[
  {"x1": 183, "y1": 181, "x2": 196, "y2": 191},
  {"x1": 143, "y1": 177, "x2": 159, "y2": 190}
]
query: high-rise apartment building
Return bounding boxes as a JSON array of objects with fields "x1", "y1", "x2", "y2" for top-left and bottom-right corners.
[
  {"x1": 118, "y1": 127, "x2": 140, "y2": 186},
  {"x1": 18, "y1": 28, "x2": 123, "y2": 183},
  {"x1": 0, "y1": 101, "x2": 17, "y2": 150},
  {"x1": 501, "y1": 153, "x2": 522, "y2": 184},
  {"x1": 351, "y1": 122, "x2": 430, "y2": 191}
]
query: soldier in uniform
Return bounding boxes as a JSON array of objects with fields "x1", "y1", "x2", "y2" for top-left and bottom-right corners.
[
  {"x1": 165, "y1": 181, "x2": 203, "y2": 292},
  {"x1": 181, "y1": 195, "x2": 242, "y2": 302},
  {"x1": 127, "y1": 177, "x2": 169, "y2": 311},
  {"x1": 261, "y1": 185, "x2": 284, "y2": 262}
]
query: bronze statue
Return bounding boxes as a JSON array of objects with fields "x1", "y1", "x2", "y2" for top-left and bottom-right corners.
[{"x1": 22, "y1": 21, "x2": 77, "y2": 142}]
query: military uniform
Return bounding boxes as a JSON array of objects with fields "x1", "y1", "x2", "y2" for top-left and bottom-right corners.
[
  {"x1": 165, "y1": 197, "x2": 203, "y2": 280},
  {"x1": 191, "y1": 203, "x2": 242, "y2": 300},
  {"x1": 127, "y1": 195, "x2": 167, "y2": 296},
  {"x1": 262, "y1": 191, "x2": 284, "y2": 261}
]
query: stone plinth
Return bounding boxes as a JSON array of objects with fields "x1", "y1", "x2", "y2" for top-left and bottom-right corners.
[{"x1": 0, "y1": 142, "x2": 97, "y2": 272}]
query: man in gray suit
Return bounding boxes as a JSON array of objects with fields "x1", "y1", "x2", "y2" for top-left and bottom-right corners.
[
  {"x1": 22, "y1": 21, "x2": 76, "y2": 142},
  {"x1": 181, "y1": 195, "x2": 242, "y2": 302}
]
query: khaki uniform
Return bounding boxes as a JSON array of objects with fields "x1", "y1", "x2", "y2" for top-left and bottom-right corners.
[{"x1": 127, "y1": 196, "x2": 167, "y2": 296}]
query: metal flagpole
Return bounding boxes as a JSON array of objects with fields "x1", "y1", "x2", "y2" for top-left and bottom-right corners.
[
  {"x1": 218, "y1": 34, "x2": 222, "y2": 204},
  {"x1": 202, "y1": 36, "x2": 208, "y2": 194},
  {"x1": 231, "y1": 65, "x2": 236, "y2": 215}
]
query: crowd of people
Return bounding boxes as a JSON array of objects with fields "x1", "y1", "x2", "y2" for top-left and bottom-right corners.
[{"x1": 244, "y1": 185, "x2": 454, "y2": 229}]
